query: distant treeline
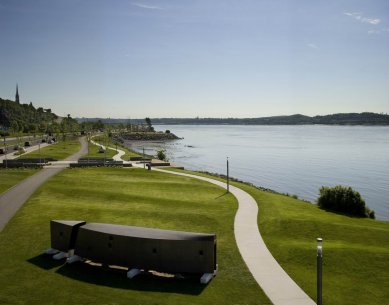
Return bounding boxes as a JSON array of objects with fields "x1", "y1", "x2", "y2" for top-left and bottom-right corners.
[
  {"x1": 0, "y1": 97, "x2": 58, "y2": 132},
  {"x1": 78, "y1": 112, "x2": 389, "y2": 125}
]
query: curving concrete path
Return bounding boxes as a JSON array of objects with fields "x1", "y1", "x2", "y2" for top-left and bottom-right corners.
[
  {"x1": 154, "y1": 168, "x2": 316, "y2": 305},
  {"x1": 0, "y1": 137, "x2": 88, "y2": 232}
]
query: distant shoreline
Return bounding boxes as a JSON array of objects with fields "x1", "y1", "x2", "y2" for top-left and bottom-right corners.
[{"x1": 77, "y1": 112, "x2": 389, "y2": 126}]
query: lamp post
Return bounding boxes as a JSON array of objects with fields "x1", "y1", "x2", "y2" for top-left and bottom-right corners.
[
  {"x1": 143, "y1": 147, "x2": 145, "y2": 169},
  {"x1": 226, "y1": 157, "x2": 230, "y2": 193},
  {"x1": 3, "y1": 136, "x2": 7, "y2": 169},
  {"x1": 317, "y1": 237, "x2": 323, "y2": 305},
  {"x1": 38, "y1": 142, "x2": 41, "y2": 164}
]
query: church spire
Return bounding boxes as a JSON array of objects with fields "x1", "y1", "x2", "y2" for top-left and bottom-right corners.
[{"x1": 15, "y1": 83, "x2": 20, "y2": 103}]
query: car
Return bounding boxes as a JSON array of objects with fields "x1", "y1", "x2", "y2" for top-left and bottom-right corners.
[
  {"x1": 24, "y1": 141, "x2": 31, "y2": 147},
  {"x1": 42, "y1": 139, "x2": 46, "y2": 143},
  {"x1": 0, "y1": 148, "x2": 7, "y2": 154}
]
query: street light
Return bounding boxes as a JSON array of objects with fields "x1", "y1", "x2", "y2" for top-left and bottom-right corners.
[
  {"x1": 317, "y1": 237, "x2": 323, "y2": 305},
  {"x1": 143, "y1": 147, "x2": 145, "y2": 169},
  {"x1": 226, "y1": 157, "x2": 230, "y2": 193},
  {"x1": 3, "y1": 136, "x2": 7, "y2": 169}
]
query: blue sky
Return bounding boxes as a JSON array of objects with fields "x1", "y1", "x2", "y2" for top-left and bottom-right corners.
[{"x1": 1, "y1": 0, "x2": 388, "y2": 118}]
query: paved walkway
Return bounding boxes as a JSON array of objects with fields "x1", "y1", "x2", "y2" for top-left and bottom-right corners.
[
  {"x1": 154, "y1": 168, "x2": 316, "y2": 305},
  {"x1": 0, "y1": 137, "x2": 88, "y2": 232},
  {"x1": 89, "y1": 139, "x2": 129, "y2": 163}
]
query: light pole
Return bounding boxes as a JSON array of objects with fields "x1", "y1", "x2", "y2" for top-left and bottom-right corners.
[
  {"x1": 143, "y1": 147, "x2": 145, "y2": 169},
  {"x1": 226, "y1": 157, "x2": 230, "y2": 193},
  {"x1": 317, "y1": 237, "x2": 323, "y2": 305},
  {"x1": 3, "y1": 136, "x2": 7, "y2": 169},
  {"x1": 38, "y1": 142, "x2": 41, "y2": 164}
]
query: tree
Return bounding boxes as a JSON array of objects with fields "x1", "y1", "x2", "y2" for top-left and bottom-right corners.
[
  {"x1": 318, "y1": 185, "x2": 375, "y2": 219},
  {"x1": 145, "y1": 117, "x2": 154, "y2": 132}
]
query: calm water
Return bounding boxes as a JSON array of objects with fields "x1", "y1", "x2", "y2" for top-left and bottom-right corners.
[{"x1": 127, "y1": 125, "x2": 389, "y2": 221}]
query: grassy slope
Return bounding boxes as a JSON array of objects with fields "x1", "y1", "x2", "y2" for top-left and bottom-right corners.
[
  {"x1": 0, "y1": 168, "x2": 270, "y2": 305},
  {"x1": 86, "y1": 141, "x2": 117, "y2": 158},
  {"x1": 18, "y1": 139, "x2": 81, "y2": 160},
  {"x1": 0, "y1": 168, "x2": 39, "y2": 194},
  {"x1": 90, "y1": 135, "x2": 141, "y2": 160},
  {"x1": 167, "y1": 169, "x2": 389, "y2": 305}
]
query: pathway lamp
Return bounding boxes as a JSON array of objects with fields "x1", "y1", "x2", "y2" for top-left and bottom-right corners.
[
  {"x1": 143, "y1": 147, "x2": 145, "y2": 169},
  {"x1": 226, "y1": 157, "x2": 230, "y2": 193},
  {"x1": 38, "y1": 142, "x2": 41, "y2": 164},
  {"x1": 3, "y1": 136, "x2": 7, "y2": 169},
  {"x1": 317, "y1": 237, "x2": 323, "y2": 305}
]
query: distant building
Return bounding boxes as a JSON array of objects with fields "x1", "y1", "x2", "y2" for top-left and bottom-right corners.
[{"x1": 15, "y1": 84, "x2": 20, "y2": 103}]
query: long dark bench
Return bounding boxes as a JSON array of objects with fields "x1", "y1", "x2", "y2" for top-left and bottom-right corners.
[
  {"x1": 45, "y1": 220, "x2": 217, "y2": 284},
  {"x1": 70, "y1": 159, "x2": 124, "y2": 168},
  {"x1": 1, "y1": 162, "x2": 42, "y2": 168},
  {"x1": 1, "y1": 158, "x2": 53, "y2": 168},
  {"x1": 78, "y1": 157, "x2": 114, "y2": 163}
]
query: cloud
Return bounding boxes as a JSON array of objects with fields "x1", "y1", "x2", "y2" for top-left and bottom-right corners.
[
  {"x1": 307, "y1": 43, "x2": 319, "y2": 49},
  {"x1": 344, "y1": 12, "x2": 381, "y2": 25},
  {"x1": 131, "y1": 3, "x2": 163, "y2": 10},
  {"x1": 368, "y1": 29, "x2": 380, "y2": 34}
]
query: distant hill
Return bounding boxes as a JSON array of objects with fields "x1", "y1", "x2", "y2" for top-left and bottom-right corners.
[
  {"x1": 0, "y1": 97, "x2": 58, "y2": 131},
  {"x1": 77, "y1": 112, "x2": 389, "y2": 125}
]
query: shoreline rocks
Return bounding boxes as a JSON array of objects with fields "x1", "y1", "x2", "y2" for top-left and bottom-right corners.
[{"x1": 117, "y1": 132, "x2": 181, "y2": 141}]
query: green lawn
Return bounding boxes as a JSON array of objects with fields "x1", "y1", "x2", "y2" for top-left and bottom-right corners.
[
  {"x1": 0, "y1": 167, "x2": 270, "y2": 305},
  {"x1": 90, "y1": 135, "x2": 141, "y2": 160},
  {"x1": 18, "y1": 139, "x2": 81, "y2": 160},
  {"x1": 0, "y1": 168, "x2": 39, "y2": 194},
  {"x1": 86, "y1": 140, "x2": 117, "y2": 158},
  {"x1": 167, "y1": 169, "x2": 389, "y2": 305}
]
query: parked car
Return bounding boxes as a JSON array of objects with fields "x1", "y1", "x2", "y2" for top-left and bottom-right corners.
[
  {"x1": 24, "y1": 141, "x2": 31, "y2": 147},
  {"x1": 0, "y1": 148, "x2": 7, "y2": 154}
]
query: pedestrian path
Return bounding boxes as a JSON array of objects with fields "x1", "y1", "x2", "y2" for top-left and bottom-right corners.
[
  {"x1": 0, "y1": 137, "x2": 88, "y2": 232},
  {"x1": 155, "y1": 168, "x2": 316, "y2": 305}
]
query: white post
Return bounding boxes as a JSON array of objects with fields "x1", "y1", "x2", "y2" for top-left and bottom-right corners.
[{"x1": 317, "y1": 237, "x2": 323, "y2": 305}]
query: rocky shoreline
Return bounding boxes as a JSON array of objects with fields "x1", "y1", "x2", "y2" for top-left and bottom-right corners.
[{"x1": 116, "y1": 132, "x2": 181, "y2": 141}]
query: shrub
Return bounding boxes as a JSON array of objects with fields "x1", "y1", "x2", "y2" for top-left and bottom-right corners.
[
  {"x1": 165, "y1": 130, "x2": 170, "y2": 134},
  {"x1": 156, "y1": 149, "x2": 167, "y2": 161},
  {"x1": 318, "y1": 185, "x2": 375, "y2": 219}
]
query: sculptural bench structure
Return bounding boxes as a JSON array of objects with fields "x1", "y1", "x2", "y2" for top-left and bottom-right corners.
[{"x1": 45, "y1": 220, "x2": 217, "y2": 284}]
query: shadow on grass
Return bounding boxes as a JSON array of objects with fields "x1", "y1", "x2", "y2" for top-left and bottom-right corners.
[
  {"x1": 28, "y1": 255, "x2": 206, "y2": 295},
  {"x1": 215, "y1": 192, "x2": 229, "y2": 199},
  {"x1": 27, "y1": 254, "x2": 66, "y2": 270}
]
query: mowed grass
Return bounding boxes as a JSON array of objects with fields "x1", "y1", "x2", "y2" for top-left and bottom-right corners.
[
  {"x1": 90, "y1": 135, "x2": 141, "y2": 160},
  {"x1": 0, "y1": 168, "x2": 39, "y2": 194},
  {"x1": 168, "y1": 169, "x2": 389, "y2": 305},
  {"x1": 0, "y1": 167, "x2": 270, "y2": 305},
  {"x1": 86, "y1": 140, "x2": 117, "y2": 158},
  {"x1": 18, "y1": 138, "x2": 81, "y2": 160}
]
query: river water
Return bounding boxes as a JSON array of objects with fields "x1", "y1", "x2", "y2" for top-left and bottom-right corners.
[{"x1": 126, "y1": 125, "x2": 389, "y2": 221}]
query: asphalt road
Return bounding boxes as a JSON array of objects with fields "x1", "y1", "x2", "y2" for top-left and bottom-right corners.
[{"x1": 0, "y1": 136, "x2": 87, "y2": 231}]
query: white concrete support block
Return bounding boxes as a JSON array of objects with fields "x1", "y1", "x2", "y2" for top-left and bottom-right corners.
[
  {"x1": 67, "y1": 255, "x2": 82, "y2": 264},
  {"x1": 127, "y1": 268, "x2": 141, "y2": 279},
  {"x1": 200, "y1": 273, "x2": 214, "y2": 284},
  {"x1": 44, "y1": 248, "x2": 59, "y2": 255},
  {"x1": 52, "y1": 251, "x2": 67, "y2": 260}
]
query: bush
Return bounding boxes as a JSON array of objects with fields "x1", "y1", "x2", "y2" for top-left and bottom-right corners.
[
  {"x1": 318, "y1": 185, "x2": 375, "y2": 219},
  {"x1": 156, "y1": 149, "x2": 167, "y2": 161},
  {"x1": 165, "y1": 130, "x2": 170, "y2": 134}
]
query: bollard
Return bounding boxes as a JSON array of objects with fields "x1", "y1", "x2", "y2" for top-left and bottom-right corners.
[{"x1": 317, "y1": 237, "x2": 323, "y2": 305}]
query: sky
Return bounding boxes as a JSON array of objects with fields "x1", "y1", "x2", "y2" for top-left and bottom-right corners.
[{"x1": 0, "y1": 0, "x2": 388, "y2": 118}]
